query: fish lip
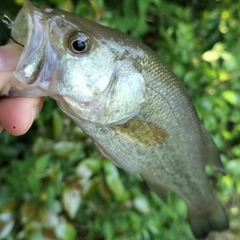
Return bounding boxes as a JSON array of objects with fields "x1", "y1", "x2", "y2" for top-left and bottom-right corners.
[{"x1": 12, "y1": 0, "x2": 53, "y2": 95}]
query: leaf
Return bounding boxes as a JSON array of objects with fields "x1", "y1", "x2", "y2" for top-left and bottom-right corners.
[
  {"x1": 21, "y1": 201, "x2": 38, "y2": 223},
  {"x1": 202, "y1": 42, "x2": 224, "y2": 62},
  {"x1": 226, "y1": 159, "x2": 240, "y2": 177},
  {"x1": 53, "y1": 141, "x2": 75, "y2": 157},
  {"x1": 39, "y1": 208, "x2": 59, "y2": 228},
  {"x1": 46, "y1": 200, "x2": 62, "y2": 214},
  {"x1": 29, "y1": 230, "x2": 45, "y2": 240},
  {"x1": 53, "y1": 110, "x2": 63, "y2": 139},
  {"x1": 222, "y1": 90, "x2": 240, "y2": 106},
  {"x1": 0, "y1": 212, "x2": 14, "y2": 239},
  {"x1": 62, "y1": 185, "x2": 81, "y2": 219},
  {"x1": 42, "y1": 229, "x2": 58, "y2": 240},
  {"x1": 27, "y1": 173, "x2": 40, "y2": 195},
  {"x1": 232, "y1": 146, "x2": 240, "y2": 157},
  {"x1": 221, "y1": 175, "x2": 234, "y2": 195},
  {"x1": 82, "y1": 177, "x2": 101, "y2": 198},
  {"x1": 77, "y1": 158, "x2": 102, "y2": 174},
  {"x1": 103, "y1": 159, "x2": 127, "y2": 200},
  {"x1": 35, "y1": 154, "x2": 51, "y2": 174},
  {"x1": 33, "y1": 137, "x2": 54, "y2": 155},
  {"x1": 55, "y1": 221, "x2": 76, "y2": 240},
  {"x1": 43, "y1": 185, "x2": 58, "y2": 205},
  {"x1": 133, "y1": 197, "x2": 150, "y2": 213},
  {"x1": 0, "y1": 187, "x2": 11, "y2": 206},
  {"x1": 75, "y1": 164, "x2": 92, "y2": 179},
  {"x1": 202, "y1": 50, "x2": 220, "y2": 62}
]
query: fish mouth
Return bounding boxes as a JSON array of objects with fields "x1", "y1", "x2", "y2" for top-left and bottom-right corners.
[{"x1": 11, "y1": 0, "x2": 56, "y2": 97}]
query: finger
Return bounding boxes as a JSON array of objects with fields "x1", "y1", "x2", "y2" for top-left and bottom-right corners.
[
  {"x1": 0, "y1": 71, "x2": 13, "y2": 90},
  {"x1": 0, "y1": 44, "x2": 23, "y2": 93},
  {"x1": 0, "y1": 44, "x2": 23, "y2": 71},
  {"x1": 0, "y1": 97, "x2": 44, "y2": 136}
]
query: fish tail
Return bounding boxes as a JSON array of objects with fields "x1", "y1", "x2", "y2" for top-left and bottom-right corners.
[{"x1": 188, "y1": 199, "x2": 229, "y2": 239}]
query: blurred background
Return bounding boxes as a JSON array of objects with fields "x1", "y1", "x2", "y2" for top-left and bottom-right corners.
[{"x1": 0, "y1": 0, "x2": 239, "y2": 239}]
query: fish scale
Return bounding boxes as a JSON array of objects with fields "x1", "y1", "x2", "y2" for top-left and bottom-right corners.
[{"x1": 2, "y1": 0, "x2": 229, "y2": 238}]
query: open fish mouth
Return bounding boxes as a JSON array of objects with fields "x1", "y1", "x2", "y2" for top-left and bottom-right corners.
[{"x1": 9, "y1": 0, "x2": 57, "y2": 96}]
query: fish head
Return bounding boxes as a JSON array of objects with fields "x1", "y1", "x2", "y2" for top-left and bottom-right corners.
[{"x1": 11, "y1": 0, "x2": 147, "y2": 125}]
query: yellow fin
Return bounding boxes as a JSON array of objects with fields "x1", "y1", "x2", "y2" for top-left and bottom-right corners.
[{"x1": 113, "y1": 119, "x2": 168, "y2": 146}]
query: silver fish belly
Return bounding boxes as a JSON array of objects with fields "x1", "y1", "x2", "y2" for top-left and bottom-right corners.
[{"x1": 4, "y1": 0, "x2": 229, "y2": 238}]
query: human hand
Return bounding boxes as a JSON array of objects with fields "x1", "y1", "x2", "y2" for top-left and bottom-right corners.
[{"x1": 0, "y1": 44, "x2": 43, "y2": 135}]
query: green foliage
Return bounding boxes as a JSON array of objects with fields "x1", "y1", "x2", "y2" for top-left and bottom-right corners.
[{"x1": 0, "y1": 0, "x2": 240, "y2": 239}]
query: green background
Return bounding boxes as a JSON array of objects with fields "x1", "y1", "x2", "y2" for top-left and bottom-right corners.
[{"x1": 0, "y1": 0, "x2": 239, "y2": 239}]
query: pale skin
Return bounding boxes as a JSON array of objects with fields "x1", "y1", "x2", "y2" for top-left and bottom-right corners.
[{"x1": 0, "y1": 44, "x2": 43, "y2": 135}]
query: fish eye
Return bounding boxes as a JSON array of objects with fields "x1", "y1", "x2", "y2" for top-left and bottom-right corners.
[{"x1": 68, "y1": 32, "x2": 92, "y2": 53}]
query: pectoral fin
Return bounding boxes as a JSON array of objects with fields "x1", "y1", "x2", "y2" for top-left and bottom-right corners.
[{"x1": 113, "y1": 119, "x2": 168, "y2": 146}]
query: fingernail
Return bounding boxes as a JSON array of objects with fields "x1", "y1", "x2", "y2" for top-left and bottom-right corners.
[
  {"x1": 32, "y1": 106, "x2": 40, "y2": 120},
  {"x1": 26, "y1": 107, "x2": 40, "y2": 132}
]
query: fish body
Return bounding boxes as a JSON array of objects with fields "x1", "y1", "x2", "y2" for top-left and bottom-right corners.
[{"x1": 5, "y1": 1, "x2": 228, "y2": 238}]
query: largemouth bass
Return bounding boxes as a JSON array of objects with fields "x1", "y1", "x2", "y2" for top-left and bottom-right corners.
[{"x1": 2, "y1": 0, "x2": 228, "y2": 238}]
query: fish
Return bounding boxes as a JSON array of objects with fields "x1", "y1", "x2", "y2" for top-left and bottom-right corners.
[{"x1": 2, "y1": 0, "x2": 229, "y2": 238}]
